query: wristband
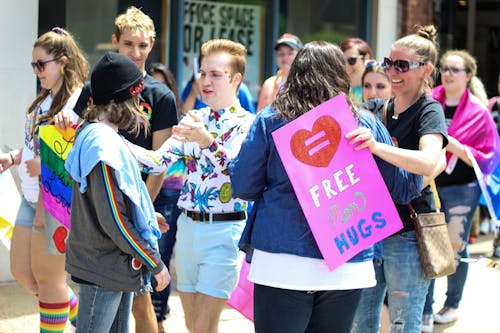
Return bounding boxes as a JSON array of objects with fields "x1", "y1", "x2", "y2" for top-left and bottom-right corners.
[{"x1": 8, "y1": 151, "x2": 15, "y2": 165}]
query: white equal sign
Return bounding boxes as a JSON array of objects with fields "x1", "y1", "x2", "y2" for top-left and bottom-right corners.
[{"x1": 305, "y1": 131, "x2": 329, "y2": 156}]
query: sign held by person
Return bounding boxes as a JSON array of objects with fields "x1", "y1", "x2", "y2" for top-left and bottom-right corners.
[{"x1": 272, "y1": 94, "x2": 402, "y2": 270}]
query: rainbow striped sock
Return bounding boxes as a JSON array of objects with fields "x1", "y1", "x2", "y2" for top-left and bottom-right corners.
[
  {"x1": 68, "y1": 287, "x2": 78, "y2": 328},
  {"x1": 39, "y1": 301, "x2": 69, "y2": 333}
]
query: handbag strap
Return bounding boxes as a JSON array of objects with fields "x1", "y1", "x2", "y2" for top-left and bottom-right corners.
[
  {"x1": 381, "y1": 99, "x2": 389, "y2": 127},
  {"x1": 407, "y1": 203, "x2": 418, "y2": 222}
]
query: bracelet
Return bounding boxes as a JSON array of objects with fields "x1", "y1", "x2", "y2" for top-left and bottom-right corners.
[{"x1": 8, "y1": 151, "x2": 15, "y2": 165}]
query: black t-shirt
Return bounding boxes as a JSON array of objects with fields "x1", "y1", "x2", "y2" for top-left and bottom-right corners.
[
  {"x1": 363, "y1": 95, "x2": 448, "y2": 232},
  {"x1": 75, "y1": 74, "x2": 178, "y2": 150},
  {"x1": 435, "y1": 105, "x2": 475, "y2": 186}
]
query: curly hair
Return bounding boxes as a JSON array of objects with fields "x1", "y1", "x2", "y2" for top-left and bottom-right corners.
[{"x1": 273, "y1": 41, "x2": 353, "y2": 121}]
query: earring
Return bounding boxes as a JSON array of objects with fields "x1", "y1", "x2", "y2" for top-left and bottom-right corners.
[{"x1": 60, "y1": 67, "x2": 65, "y2": 75}]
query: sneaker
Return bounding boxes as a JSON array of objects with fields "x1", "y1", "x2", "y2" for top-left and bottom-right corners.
[
  {"x1": 493, "y1": 243, "x2": 500, "y2": 258},
  {"x1": 421, "y1": 313, "x2": 434, "y2": 332},
  {"x1": 480, "y1": 220, "x2": 490, "y2": 235},
  {"x1": 434, "y1": 307, "x2": 459, "y2": 324}
]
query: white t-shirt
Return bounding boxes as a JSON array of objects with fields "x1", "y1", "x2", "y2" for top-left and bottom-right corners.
[
  {"x1": 20, "y1": 89, "x2": 81, "y2": 202},
  {"x1": 248, "y1": 249, "x2": 376, "y2": 291}
]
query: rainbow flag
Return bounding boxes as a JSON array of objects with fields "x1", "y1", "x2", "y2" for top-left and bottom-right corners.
[
  {"x1": 0, "y1": 148, "x2": 21, "y2": 249},
  {"x1": 39, "y1": 125, "x2": 76, "y2": 229}
]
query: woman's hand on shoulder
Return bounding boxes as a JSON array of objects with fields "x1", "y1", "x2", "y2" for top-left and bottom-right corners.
[{"x1": 345, "y1": 127, "x2": 379, "y2": 153}]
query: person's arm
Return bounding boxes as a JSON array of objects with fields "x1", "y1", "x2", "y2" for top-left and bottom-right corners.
[
  {"x1": 257, "y1": 77, "x2": 274, "y2": 112},
  {"x1": 354, "y1": 114, "x2": 424, "y2": 204},
  {"x1": 230, "y1": 114, "x2": 268, "y2": 201},
  {"x1": 145, "y1": 128, "x2": 170, "y2": 201},
  {"x1": 88, "y1": 162, "x2": 166, "y2": 274},
  {"x1": 0, "y1": 148, "x2": 21, "y2": 173},
  {"x1": 174, "y1": 110, "x2": 255, "y2": 175},
  {"x1": 348, "y1": 128, "x2": 444, "y2": 177}
]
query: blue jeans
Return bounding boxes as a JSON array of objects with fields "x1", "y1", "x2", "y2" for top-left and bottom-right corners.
[
  {"x1": 254, "y1": 284, "x2": 361, "y2": 333},
  {"x1": 352, "y1": 231, "x2": 430, "y2": 333},
  {"x1": 76, "y1": 284, "x2": 133, "y2": 333},
  {"x1": 151, "y1": 188, "x2": 181, "y2": 321},
  {"x1": 424, "y1": 181, "x2": 480, "y2": 314},
  {"x1": 351, "y1": 258, "x2": 386, "y2": 333}
]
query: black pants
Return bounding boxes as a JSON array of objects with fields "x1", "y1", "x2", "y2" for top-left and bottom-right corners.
[{"x1": 254, "y1": 284, "x2": 362, "y2": 333}]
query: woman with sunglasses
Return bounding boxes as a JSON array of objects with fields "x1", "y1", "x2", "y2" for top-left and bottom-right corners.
[
  {"x1": 350, "y1": 25, "x2": 448, "y2": 333},
  {"x1": 420, "y1": 50, "x2": 500, "y2": 332},
  {"x1": 0, "y1": 28, "x2": 88, "y2": 332},
  {"x1": 340, "y1": 38, "x2": 372, "y2": 105}
]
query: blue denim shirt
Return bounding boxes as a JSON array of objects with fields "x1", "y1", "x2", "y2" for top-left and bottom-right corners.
[{"x1": 230, "y1": 106, "x2": 423, "y2": 262}]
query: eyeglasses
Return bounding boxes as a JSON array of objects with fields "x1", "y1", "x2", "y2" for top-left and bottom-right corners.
[
  {"x1": 199, "y1": 70, "x2": 231, "y2": 81},
  {"x1": 439, "y1": 66, "x2": 467, "y2": 75},
  {"x1": 347, "y1": 55, "x2": 364, "y2": 66},
  {"x1": 383, "y1": 57, "x2": 425, "y2": 73},
  {"x1": 30, "y1": 58, "x2": 59, "y2": 72}
]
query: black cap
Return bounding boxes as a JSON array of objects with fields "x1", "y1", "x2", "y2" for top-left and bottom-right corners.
[{"x1": 91, "y1": 52, "x2": 144, "y2": 105}]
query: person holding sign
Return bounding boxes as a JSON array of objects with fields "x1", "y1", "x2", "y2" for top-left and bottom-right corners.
[
  {"x1": 0, "y1": 28, "x2": 88, "y2": 333},
  {"x1": 350, "y1": 25, "x2": 448, "y2": 333},
  {"x1": 229, "y1": 41, "x2": 423, "y2": 333},
  {"x1": 125, "y1": 39, "x2": 255, "y2": 333}
]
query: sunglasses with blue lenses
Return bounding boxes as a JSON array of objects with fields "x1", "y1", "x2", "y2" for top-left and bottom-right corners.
[{"x1": 383, "y1": 57, "x2": 425, "y2": 73}]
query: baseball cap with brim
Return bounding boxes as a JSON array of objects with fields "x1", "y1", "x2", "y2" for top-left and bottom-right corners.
[{"x1": 274, "y1": 35, "x2": 303, "y2": 50}]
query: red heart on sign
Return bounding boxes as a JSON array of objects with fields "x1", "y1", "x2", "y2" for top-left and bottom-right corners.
[
  {"x1": 52, "y1": 226, "x2": 68, "y2": 254},
  {"x1": 290, "y1": 116, "x2": 341, "y2": 167}
]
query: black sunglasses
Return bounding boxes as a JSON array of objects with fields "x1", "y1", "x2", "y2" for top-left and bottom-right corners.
[
  {"x1": 30, "y1": 58, "x2": 59, "y2": 72},
  {"x1": 347, "y1": 55, "x2": 364, "y2": 66},
  {"x1": 383, "y1": 57, "x2": 425, "y2": 73}
]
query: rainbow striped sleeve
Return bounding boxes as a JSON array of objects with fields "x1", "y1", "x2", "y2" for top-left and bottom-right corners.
[{"x1": 101, "y1": 163, "x2": 159, "y2": 269}]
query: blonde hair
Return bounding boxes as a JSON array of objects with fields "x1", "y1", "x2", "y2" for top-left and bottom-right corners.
[
  {"x1": 201, "y1": 39, "x2": 247, "y2": 87},
  {"x1": 28, "y1": 28, "x2": 88, "y2": 122},
  {"x1": 393, "y1": 25, "x2": 439, "y2": 91},
  {"x1": 114, "y1": 6, "x2": 156, "y2": 42},
  {"x1": 83, "y1": 97, "x2": 150, "y2": 135},
  {"x1": 440, "y1": 49, "x2": 488, "y2": 106}
]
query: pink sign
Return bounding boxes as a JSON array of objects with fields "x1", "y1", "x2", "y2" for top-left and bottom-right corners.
[{"x1": 272, "y1": 95, "x2": 402, "y2": 271}]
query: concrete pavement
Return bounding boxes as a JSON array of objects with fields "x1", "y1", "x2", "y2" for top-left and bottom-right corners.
[{"x1": 1, "y1": 234, "x2": 499, "y2": 333}]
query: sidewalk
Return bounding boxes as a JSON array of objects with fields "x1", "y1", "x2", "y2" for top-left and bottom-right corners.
[{"x1": 1, "y1": 234, "x2": 499, "y2": 333}]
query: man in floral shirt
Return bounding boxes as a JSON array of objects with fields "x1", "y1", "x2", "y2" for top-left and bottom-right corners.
[{"x1": 128, "y1": 39, "x2": 255, "y2": 333}]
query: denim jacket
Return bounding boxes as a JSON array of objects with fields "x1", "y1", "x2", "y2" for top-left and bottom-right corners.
[{"x1": 230, "y1": 106, "x2": 423, "y2": 262}]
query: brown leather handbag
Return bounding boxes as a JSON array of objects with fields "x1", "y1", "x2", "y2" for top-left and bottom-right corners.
[{"x1": 408, "y1": 204, "x2": 456, "y2": 279}]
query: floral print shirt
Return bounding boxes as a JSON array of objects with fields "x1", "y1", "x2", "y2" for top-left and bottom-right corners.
[{"x1": 129, "y1": 103, "x2": 255, "y2": 213}]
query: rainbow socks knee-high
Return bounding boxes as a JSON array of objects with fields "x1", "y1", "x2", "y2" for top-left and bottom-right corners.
[
  {"x1": 68, "y1": 286, "x2": 78, "y2": 328},
  {"x1": 39, "y1": 301, "x2": 69, "y2": 333}
]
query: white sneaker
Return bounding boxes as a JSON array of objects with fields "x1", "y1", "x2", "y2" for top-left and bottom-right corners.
[
  {"x1": 434, "y1": 307, "x2": 459, "y2": 324},
  {"x1": 421, "y1": 313, "x2": 434, "y2": 332},
  {"x1": 480, "y1": 220, "x2": 490, "y2": 235}
]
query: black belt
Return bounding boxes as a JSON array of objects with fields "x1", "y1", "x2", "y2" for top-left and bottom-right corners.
[{"x1": 184, "y1": 210, "x2": 247, "y2": 222}]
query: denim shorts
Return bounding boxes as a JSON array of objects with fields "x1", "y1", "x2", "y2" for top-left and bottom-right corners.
[
  {"x1": 14, "y1": 196, "x2": 37, "y2": 228},
  {"x1": 14, "y1": 196, "x2": 69, "y2": 255},
  {"x1": 174, "y1": 212, "x2": 244, "y2": 299}
]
